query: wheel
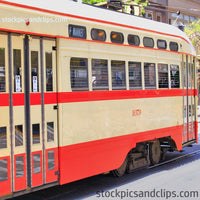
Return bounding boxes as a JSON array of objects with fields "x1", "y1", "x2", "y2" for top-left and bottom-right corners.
[
  {"x1": 149, "y1": 140, "x2": 161, "y2": 165},
  {"x1": 111, "y1": 156, "x2": 128, "y2": 177}
]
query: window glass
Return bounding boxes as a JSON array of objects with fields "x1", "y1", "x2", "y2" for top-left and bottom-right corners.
[
  {"x1": 16, "y1": 156, "x2": 24, "y2": 178},
  {"x1": 144, "y1": 63, "x2": 156, "y2": 89},
  {"x1": 46, "y1": 52, "x2": 53, "y2": 92},
  {"x1": 111, "y1": 60, "x2": 126, "y2": 90},
  {"x1": 157, "y1": 40, "x2": 167, "y2": 50},
  {"x1": 0, "y1": 127, "x2": 7, "y2": 149},
  {"x1": 70, "y1": 58, "x2": 88, "y2": 91},
  {"x1": 33, "y1": 154, "x2": 41, "y2": 174},
  {"x1": 170, "y1": 42, "x2": 179, "y2": 52},
  {"x1": 143, "y1": 37, "x2": 154, "y2": 48},
  {"x1": 31, "y1": 51, "x2": 39, "y2": 92},
  {"x1": 91, "y1": 29, "x2": 106, "y2": 41},
  {"x1": 170, "y1": 65, "x2": 180, "y2": 88},
  {"x1": 15, "y1": 125, "x2": 23, "y2": 147},
  {"x1": 32, "y1": 124, "x2": 40, "y2": 144},
  {"x1": 0, "y1": 159, "x2": 8, "y2": 182},
  {"x1": 13, "y1": 49, "x2": 22, "y2": 92},
  {"x1": 48, "y1": 151, "x2": 55, "y2": 171},
  {"x1": 0, "y1": 48, "x2": 6, "y2": 92},
  {"x1": 128, "y1": 62, "x2": 142, "y2": 89},
  {"x1": 92, "y1": 59, "x2": 108, "y2": 90},
  {"x1": 111, "y1": 32, "x2": 124, "y2": 44},
  {"x1": 158, "y1": 64, "x2": 168, "y2": 88},
  {"x1": 69, "y1": 24, "x2": 86, "y2": 39},
  {"x1": 128, "y1": 35, "x2": 140, "y2": 46},
  {"x1": 47, "y1": 122, "x2": 54, "y2": 142}
]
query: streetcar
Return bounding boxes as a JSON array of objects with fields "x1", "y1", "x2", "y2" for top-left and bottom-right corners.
[{"x1": 0, "y1": 0, "x2": 198, "y2": 198}]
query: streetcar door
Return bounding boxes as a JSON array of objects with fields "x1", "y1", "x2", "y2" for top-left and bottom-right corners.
[
  {"x1": 182, "y1": 55, "x2": 196, "y2": 144},
  {"x1": 28, "y1": 37, "x2": 59, "y2": 187}
]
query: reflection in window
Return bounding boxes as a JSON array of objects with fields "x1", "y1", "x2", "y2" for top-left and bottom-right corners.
[
  {"x1": 32, "y1": 124, "x2": 40, "y2": 144},
  {"x1": 31, "y1": 51, "x2": 39, "y2": 92},
  {"x1": 0, "y1": 127, "x2": 7, "y2": 149},
  {"x1": 15, "y1": 125, "x2": 23, "y2": 147},
  {"x1": 47, "y1": 122, "x2": 54, "y2": 142},
  {"x1": 70, "y1": 58, "x2": 88, "y2": 91},
  {"x1": 144, "y1": 63, "x2": 156, "y2": 89},
  {"x1": 91, "y1": 29, "x2": 106, "y2": 41},
  {"x1": 128, "y1": 35, "x2": 140, "y2": 46},
  {"x1": 128, "y1": 62, "x2": 142, "y2": 89},
  {"x1": 170, "y1": 42, "x2": 178, "y2": 51},
  {"x1": 92, "y1": 59, "x2": 108, "y2": 90},
  {"x1": 0, "y1": 159, "x2": 8, "y2": 182},
  {"x1": 13, "y1": 49, "x2": 22, "y2": 92},
  {"x1": 157, "y1": 40, "x2": 167, "y2": 50},
  {"x1": 48, "y1": 151, "x2": 55, "y2": 171},
  {"x1": 16, "y1": 156, "x2": 24, "y2": 178},
  {"x1": 143, "y1": 37, "x2": 154, "y2": 48},
  {"x1": 33, "y1": 154, "x2": 41, "y2": 174},
  {"x1": 170, "y1": 65, "x2": 180, "y2": 88},
  {"x1": 111, "y1": 32, "x2": 124, "y2": 44},
  {"x1": 158, "y1": 64, "x2": 168, "y2": 88},
  {"x1": 0, "y1": 48, "x2": 6, "y2": 92},
  {"x1": 111, "y1": 60, "x2": 126, "y2": 90},
  {"x1": 46, "y1": 52, "x2": 53, "y2": 92}
]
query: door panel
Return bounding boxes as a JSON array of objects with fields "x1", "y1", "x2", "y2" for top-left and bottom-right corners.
[
  {"x1": 43, "y1": 39, "x2": 59, "y2": 183},
  {"x1": 0, "y1": 32, "x2": 11, "y2": 196},
  {"x1": 182, "y1": 55, "x2": 196, "y2": 144},
  {"x1": 12, "y1": 35, "x2": 27, "y2": 192},
  {"x1": 29, "y1": 37, "x2": 43, "y2": 187}
]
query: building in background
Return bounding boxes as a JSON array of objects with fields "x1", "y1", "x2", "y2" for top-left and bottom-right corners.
[
  {"x1": 168, "y1": 0, "x2": 200, "y2": 26},
  {"x1": 145, "y1": 0, "x2": 168, "y2": 23}
]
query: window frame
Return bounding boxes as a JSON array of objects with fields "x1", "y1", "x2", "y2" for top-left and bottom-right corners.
[
  {"x1": 169, "y1": 42, "x2": 179, "y2": 52},
  {"x1": 68, "y1": 24, "x2": 87, "y2": 39},
  {"x1": 157, "y1": 39, "x2": 167, "y2": 50},
  {"x1": 110, "y1": 31, "x2": 124, "y2": 44},
  {"x1": 128, "y1": 34, "x2": 140, "y2": 46},
  {"x1": 143, "y1": 37, "x2": 154, "y2": 48},
  {"x1": 91, "y1": 28, "x2": 106, "y2": 42}
]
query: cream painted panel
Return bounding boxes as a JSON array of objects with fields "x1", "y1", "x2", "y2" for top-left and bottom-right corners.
[{"x1": 60, "y1": 97, "x2": 183, "y2": 146}]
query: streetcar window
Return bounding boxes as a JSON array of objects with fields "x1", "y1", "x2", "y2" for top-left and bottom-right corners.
[
  {"x1": 128, "y1": 34, "x2": 140, "y2": 46},
  {"x1": 111, "y1": 60, "x2": 126, "y2": 90},
  {"x1": 48, "y1": 151, "x2": 55, "y2": 171},
  {"x1": 92, "y1": 59, "x2": 108, "y2": 90},
  {"x1": 144, "y1": 63, "x2": 156, "y2": 89},
  {"x1": 170, "y1": 42, "x2": 179, "y2": 51},
  {"x1": 31, "y1": 51, "x2": 39, "y2": 93},
  {"x1": 33, "y1": 154, "x2": 41, "y2": 174},
  {"x1": 46, "y1": 52, "x2": 53, "y2": 92},
  {"x1": 13, "y1": 49, "x2": 22, "y2": 92},
  {"x1": 32, "y1": 124, "x2": 40, "y2": 144},
  {"x1": 0, "y1": 48, "x2": 6, "y2": 92},
  {"x1": 158, "y1": 64, "x2": 168, "y2": 88},
  {"x1": 91, "y1": 28, "x2": 106, "y2": 41},
  {"x1": 170, "y1": 65, "x2": 180, "y2": 88},
  {"x1": 69, "y1": 24, "x2": 86, "y2": 39},
  {"x1": 111, "y1": 32, "x2": 124, "y2": 44},
  {"x1": 47, "y1": 122, "x2": 54, "y2": 142},
  {"x1": 157, "y1": 39, "x2": 167, "y2": 50},
  {"x1": 15, "y1": 156, "x2": 24, "y2": 178},
  {"x1": 128, "y1": 62, "x2": 142, "y2": 89},
  {"x1": 0, "y1": 159, "x2": 8, "y2": 182},
  {"x1": 143, "y1": 37, "x2": 154, "y2": 48},
  {"x1": 0, "y1": 127, "x2": 7, "y2": 149},
  {"x1": 15, "y1": 125, "x2": 23, "y2": 147},
  {"x1": 70, "y1": 58, "x2": 88, "y2": 91}
]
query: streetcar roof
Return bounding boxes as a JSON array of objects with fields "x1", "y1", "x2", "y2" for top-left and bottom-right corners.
[{"x1": 2, "y1": 0, "x2": 196, "y2": 55}]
